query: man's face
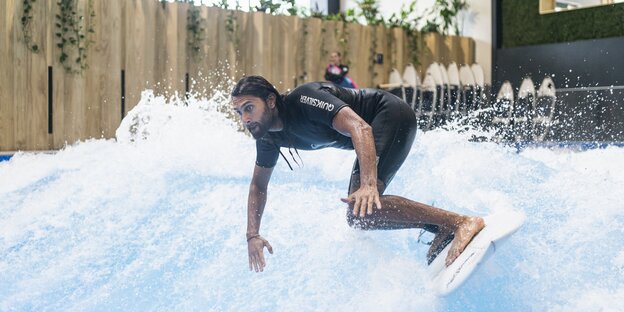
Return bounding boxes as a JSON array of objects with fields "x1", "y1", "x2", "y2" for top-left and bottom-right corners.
[
  {"x1": 329, "y1": 52, "x2": 341, "y2": 65},
  {"x1": 231, "y1": 95, "x2": 274, "y2": 139}
]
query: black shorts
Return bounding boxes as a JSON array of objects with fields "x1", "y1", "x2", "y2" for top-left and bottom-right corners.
[{"x1": 349, "y1": 93, "x2": 417, "y2": 193}]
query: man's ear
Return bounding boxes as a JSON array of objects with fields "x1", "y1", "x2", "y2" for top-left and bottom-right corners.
[{"x1": 267, "y1": 94, "x2": 276, "y2": 109}]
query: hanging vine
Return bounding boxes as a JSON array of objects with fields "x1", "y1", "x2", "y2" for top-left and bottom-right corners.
[
  {"x1": 385, "y1": 0, "x2": 422, "y2": 67},
  {"x1": 406, "y1": 31, "x2": 423, "y2": 67},
  {"x1": 320, "y1": 24, "x2": 328, "y2": 63},
  {"x1": 21, "y1": 0, "x2": 39, "y2": 53},
  {"x1": 369, "y1": 25, "x2": 378, "y2": 83},
  {"x1": 385, "y1": 28, "x2": 396, "y2": 70},
  {"x1": 55, "y1": 0, "x2": 95, "y2": 74},
  {"x1": 187, "y1": 5, "x2": 205, "y2": 59},
  {"x1": 219, "y1": 0, "x2": 240, "y2": 51},
  {"x1": 334, "y1": 22, "x2": 349, "y2": 66},
  {"x1": 298, "y1": 19, "x2": 308, "y2": 84}
]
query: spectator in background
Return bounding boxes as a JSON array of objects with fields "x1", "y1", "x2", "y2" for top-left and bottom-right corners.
[{"x1": 324, "y1": 51, "x2": 358, "y2": 89}]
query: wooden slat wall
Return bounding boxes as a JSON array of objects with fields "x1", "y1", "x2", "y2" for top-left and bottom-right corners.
[
  {"x1": 303, "y1": 17, "x2": 324, "y2": 82},
  {"x1": 125, "y1": 0, "x2": 147, "y2": 113},
  {"x1": 0, "y1": 0, "x2": 476, "y2": 151},
  {"x1": 49, "y1": 0, "x2": 64, "y2": 149},
  {"x1": 13, "y1": 0, "x2": 48, "y2": 150},
  {"x1": 88, "y1": 0, "x2": 123, "y2": 139},
  {"x1": 0, "y1": 0, "x2": 16, "y2": 151}
]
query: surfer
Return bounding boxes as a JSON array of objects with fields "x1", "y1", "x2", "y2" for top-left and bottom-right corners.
[{"x1": 231, "y1": 76, "x2": 485, "y2": 272}]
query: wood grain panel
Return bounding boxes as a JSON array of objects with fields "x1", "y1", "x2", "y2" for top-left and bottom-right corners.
[
  {"x1": 303, "y1": 18, "x2": 323, "y2": 82},
  {"x1": 460, "y1": 37, "x2": 475, "y2": 65},
  {"x1": 88, "y1": 0, "x2": 122, "y2": 138},
  {"x1": 13, "y1": 0, "x2": 48, "y2": 150},
  {"x1": 0, "y1": 0, "x2": 16, "y2": 151},
  {"x1": 125, "y1": 0, "x2": 149, "y2": 114},
  {"x1": 176, "y1": 3, "x2": 189, "y2": 98},
  {"x1": 444, "y1": 35, "x2": 462, "y2": 66}
]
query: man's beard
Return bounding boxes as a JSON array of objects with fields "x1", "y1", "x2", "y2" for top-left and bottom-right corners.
[{"x1": 247, "y1": 110, "x2": 272, "y2": 139}]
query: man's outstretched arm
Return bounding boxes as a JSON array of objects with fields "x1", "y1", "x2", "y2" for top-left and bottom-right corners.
[
  {"x1": 332, "y1": 107, "x2": 382, "y2": 217},
  {"x1": 247, "y1": 164, "x2": 274, "y2": 272}
]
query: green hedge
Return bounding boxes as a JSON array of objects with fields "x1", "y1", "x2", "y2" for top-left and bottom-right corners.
[{"x1": 502, "y1": 0, "x2": 624, "y2": 48}]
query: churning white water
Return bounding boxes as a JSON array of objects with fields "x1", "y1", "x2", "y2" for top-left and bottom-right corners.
[{"x1": 1, "y1": 89, "x2": 623, "y2": 311}]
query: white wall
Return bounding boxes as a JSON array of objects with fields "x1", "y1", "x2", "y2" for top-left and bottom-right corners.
[{"x1": 341, "y1": 0, "x2": 492, "y2": 84}]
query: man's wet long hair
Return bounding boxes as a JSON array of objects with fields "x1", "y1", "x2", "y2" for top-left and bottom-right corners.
[
  {"x1": 231, "y1": 75, "x2": 301, "y2": 169},
  {"x1": 231, "y1": 76, "x2": 288, "y2": 122}
]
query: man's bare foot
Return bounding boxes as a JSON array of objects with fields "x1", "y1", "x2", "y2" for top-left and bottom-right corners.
[
  {"x1": 445, "y1": 217, "x2": 485, "y2": 267},
  {"x1": 427, "y1": 228, "x2": 454, "y2": 265}
]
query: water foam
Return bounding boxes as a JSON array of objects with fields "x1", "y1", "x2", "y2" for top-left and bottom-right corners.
[{"x1": 1, "y1": 90, "x2": 623, "y2": 311}]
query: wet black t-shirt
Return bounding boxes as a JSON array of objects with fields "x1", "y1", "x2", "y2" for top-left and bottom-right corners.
[{"x1": 255, "y1": 82, "x2": 387, "y2": 168}]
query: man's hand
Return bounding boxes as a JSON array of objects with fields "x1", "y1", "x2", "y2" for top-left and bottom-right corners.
[
  {"x1": 247, "y1": 235, "x2": 273, "y2": 272},
  {"x1": 341, "y1": 185, "x2": 383, "y2": 218}
]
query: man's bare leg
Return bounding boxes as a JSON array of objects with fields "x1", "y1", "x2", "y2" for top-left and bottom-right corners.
[{"x1": 347, "y1": 176, "x2": 485, "y2": 266}]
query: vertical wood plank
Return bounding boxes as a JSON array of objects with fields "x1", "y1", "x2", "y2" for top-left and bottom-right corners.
[
  {"x1": 350, "y1": 23, "x2": 369, "y2": 88},
  {"x1": 177, "y1": 2, "x2": 189, "y2": 97},
  {"x1": 125, "y1": 0, "x2": 147, "y2": 113},
  {"x1": 323, "y1": 20, "x2": 337, "y2": 82},
  {"x1": 215, "y1": 8, "x2": 236, "y2": 85},
  {"x1": 49, "y1": 0, "x2": 65, "y2": 149},
  {"x1": 63, "y1": 0, "x2": 88, "y2": 145},
  {"x1": 188, "y1": 5, "x2": 216, "y2": 97},
  {"x1": 460, "y1": 37, "x2": 475, "y2": 65},
  {"x1": 0, "y1": 0, "x2": 16, "y2": 151},
  {"x1": 420, "y1": 32, "x2": 443, "y2": 73},
  {"x1": 304, "y1": 17, "x2": 323, "y2": 82},
  {"x1": 269, "y1": 15, "x2": 282, "y2": 88},
  {"x1": 247, "y1": 12, "x2": 270, "y2": 78},
  {"x1": 270, "y1": 15, "x2": 297, "y2": 90},
  {"x1": 293, "y1": 16, "x2": 307, "y2": 86},
  {"x1": 233, "y1": 10, "x2": 248, "y2": 80},
  {"x1": 372, "y1": 25, "x2": 388, "y2": 87},
  {"x1": 444, "y1": 35, "x2": 461, "y2": 66},
  {"x1": 153, "y1": 1, "x2": 167, "y2": 95},
  {"x1": 393, "y1": 28, "x2": 406, "y2": 73},
  {"x1": 31, "y1": 0, "x2": 49, "y2": 149},
  {"x1": 87, "y1": 0, "x2": 122, "y2": 139},
  {"x1": 283, "y1": 16, "x2": 299, "y2": 90},
  {"x1": 163, "y1": 2, "x2": 179, "y2": 96},
  {"x1": 13, "y1": 0, "x2": 48, "y2": 150},
  {"x1": 85, "y1": 0, "x2": 103, "y2": 139},
  {"x1": 200, "y1": 7, "x2": 221, "y2": 94},
  {"x1": 143, "y1": 0, "x2": 158, "y2": 100}
]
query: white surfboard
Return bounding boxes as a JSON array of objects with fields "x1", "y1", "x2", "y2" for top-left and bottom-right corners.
[{"x1": 429, "y1": 211, "x2": 525, "y2": 296}]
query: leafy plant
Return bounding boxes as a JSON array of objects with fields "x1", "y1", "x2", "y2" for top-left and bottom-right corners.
[
  {"x1": 425, "y1": 0, "x2": 468, "y2": 35},
  {"x1": 386, "y1": 0, "x2": 422, "y2": 31},
  {"x1": 187, "y1": 5, "x2": 205, "y2": 59},
  {"x1": 357, "y1": 0, "x2": 384, "y2": 26},
  {"x1": 55, "y1": 0, "x2": 95, "y2": 74},
  {"x1": 283, "y1": 0, "x2": 301, "y2": 16},
  {"x1": 255, "y1": 0, "x2": 281, "y2": 14},
  {"x1": 213, "y1": 0, "x2": 229, "y2": 10},
  {"x1": 421, "y1": 19, "x2": 440, "y2": 33},
  {"x1": 224, "y1": 8, "x2": 239, "y2": 52},
  {"x1": 21, "y1": 0, "x2": 39, "y2": 52}
]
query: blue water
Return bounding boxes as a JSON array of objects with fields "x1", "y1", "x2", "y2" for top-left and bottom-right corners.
[{"x1": 1, "y1": 90, "x2": 623, "y2": 311}]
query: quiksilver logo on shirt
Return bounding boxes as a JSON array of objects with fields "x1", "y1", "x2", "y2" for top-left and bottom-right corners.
[{"x1": 300, "y1": 95, "x2": 335, "y2": 111}]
